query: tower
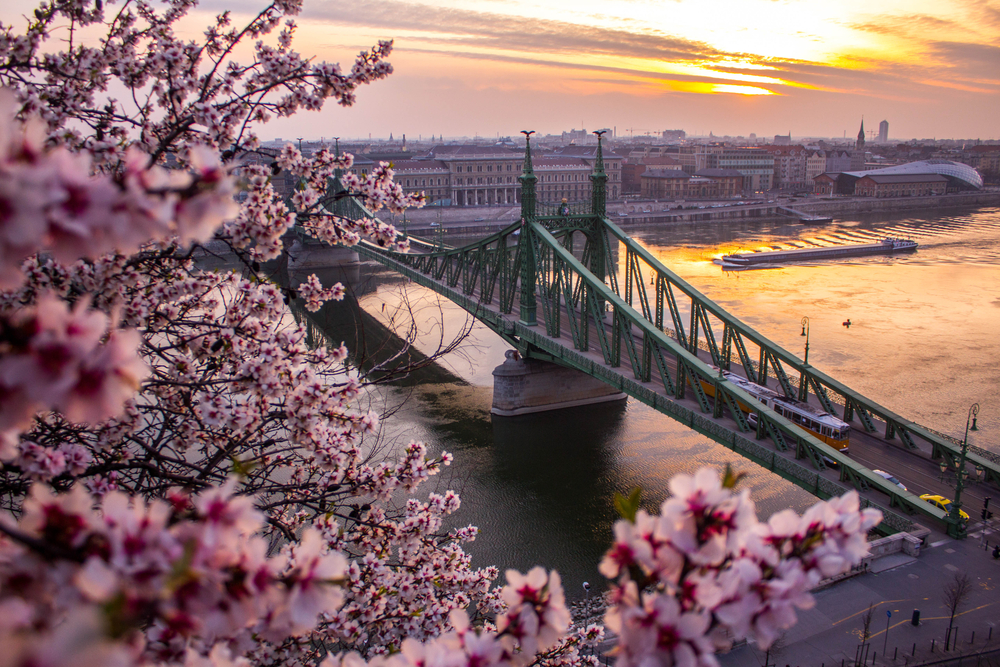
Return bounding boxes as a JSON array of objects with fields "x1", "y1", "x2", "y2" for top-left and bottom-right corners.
[
  {"x1": 878, "y1": 120, "x2": 889, "y2": 143},
  {"x1": 850, "y1": 119, "x2": 866, "y2": 171}
]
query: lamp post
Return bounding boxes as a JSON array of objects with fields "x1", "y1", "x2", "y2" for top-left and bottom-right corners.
[
  {"x1": 798, "y1": 316, "x2": 810, "y2": 400},
  {"x1": 948, "y1": 403, "x2": 979, "y2": 538}
]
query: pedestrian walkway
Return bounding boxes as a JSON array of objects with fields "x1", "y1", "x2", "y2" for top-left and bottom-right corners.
[{"x1": 720, "y1": 527, "x2": 1000, "y2": 667}]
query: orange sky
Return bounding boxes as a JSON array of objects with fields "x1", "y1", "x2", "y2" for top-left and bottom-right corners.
[
  {"x1": 4, "y1": 0, "x2": 999, "y2": 141},
  {"x1": 260, "y1": 0, "x2": 1000, "y2": 141}
]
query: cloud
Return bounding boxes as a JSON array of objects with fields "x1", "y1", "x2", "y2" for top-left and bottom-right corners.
[
  {"x1": 928, "y1": 40, "x2": 1000, "y2": 70},
  {"x1": 847, "y1": 13, "x2": 962, "y2": 37},
  {"x1": 299, "y1": 0, "x2": 725, "y2": 63},
  {"x1": 397, "y1": 46, "x2": 788, "y2": 94}
]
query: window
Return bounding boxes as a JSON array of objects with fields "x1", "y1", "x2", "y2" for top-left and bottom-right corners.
[
  {"x1": 487, "y1": 165, "x2": 492, "y2": 172},
  {"x1": 477, "y1": 165, "x2": 483, "y2": 172}
]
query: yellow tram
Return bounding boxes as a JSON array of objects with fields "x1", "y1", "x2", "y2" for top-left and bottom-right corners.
[{"x1": 696, "y1": 369, "x2": 850, "y2": 452}]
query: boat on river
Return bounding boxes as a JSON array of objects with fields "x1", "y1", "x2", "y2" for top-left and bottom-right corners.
[{"x1": 718, "y1": 237, "x2": 917, "y2": 269}]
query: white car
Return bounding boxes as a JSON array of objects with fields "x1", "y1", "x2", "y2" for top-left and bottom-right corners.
[{"x1": 872, "y1": 469, "x2": 907, "y2": 491}]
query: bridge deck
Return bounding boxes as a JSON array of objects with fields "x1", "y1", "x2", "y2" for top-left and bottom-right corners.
[
  {"x1": 327, "y1": 144, "x2": 994, "y2": 537},
  {"x1": 357, "y1": 237, "x2": 957, "y2": 536}
]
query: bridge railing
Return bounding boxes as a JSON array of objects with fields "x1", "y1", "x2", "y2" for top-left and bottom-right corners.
[
  {"x1": 601, "y1": 218, "x2": 1000, "y2": 490},
  {"x1": 527, "y1": 221, "x2": 938, "y2": 529},
  {"x1": 327, "y1": 192, "x2": 946, "y2": 531}
]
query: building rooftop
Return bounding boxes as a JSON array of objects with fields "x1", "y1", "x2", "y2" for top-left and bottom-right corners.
[
  {"x1": 642, "y1": 169, "x2": 690, "y2": 180},
  {"x1": 694, "y1": 168, "x2": 744, "y2": 178},
  {"x1": 858, "y1": 174, "x2": 949, "y2": 184},
  {"x1": 426, "y1": 145, "x2": 521, "y2": 159},
  {"x1": 842, "y1": 159, "x2": 983, "y2": 189}
]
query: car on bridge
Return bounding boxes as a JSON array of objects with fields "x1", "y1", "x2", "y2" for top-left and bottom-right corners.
[
  {"x1": 873, "y1": 469, "x2": 907, "y2": 491},
  {"x1": 919, "y1": 493, "x2": 969, "y2": 521}
]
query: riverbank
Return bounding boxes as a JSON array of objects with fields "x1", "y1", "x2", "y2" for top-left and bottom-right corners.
[{"x1": 378, "y1": 191, "x2": 1000, "y2": 237}]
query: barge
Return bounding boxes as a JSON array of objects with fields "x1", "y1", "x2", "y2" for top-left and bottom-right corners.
[{"x1": 719, "y1": 237, "x2": 917, "y2": 268}]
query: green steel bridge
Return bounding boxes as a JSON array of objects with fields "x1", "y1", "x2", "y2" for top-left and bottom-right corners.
[{"x1": 315, "y1": 132, "x2": 999, "y2": 538}]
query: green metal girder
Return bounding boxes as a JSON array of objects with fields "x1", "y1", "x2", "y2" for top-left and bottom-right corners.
[
  {"x1": 764, "y1": 417, "x2": 790, "y2": 452},
  {"x1": 347, "y1": 204, "x2": 967, "y2": 534},
  {"x1": 600, "y1": 219, "x2": 1000, "y2": 495}
]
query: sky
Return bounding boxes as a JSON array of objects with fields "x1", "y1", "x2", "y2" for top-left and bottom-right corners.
[
  {"x1": 7, "y1": 0, "x2": 1000, "y2": 142},
  {"x1": 257, "y1": 0, "x2": 1000, "y2": 142}
]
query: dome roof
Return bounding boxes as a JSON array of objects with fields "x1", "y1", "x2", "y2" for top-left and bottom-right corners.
[{"x1": 846, "y1": 160, "x2": 983, "y2": 189}]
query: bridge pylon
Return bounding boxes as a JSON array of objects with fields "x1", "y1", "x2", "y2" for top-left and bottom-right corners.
[
  {"x1": 518, "y1": 131, "x2": 538, "y2": 326},
  {"x1": 346, "y1": 127, "x2": 1000, "y2": 539}
]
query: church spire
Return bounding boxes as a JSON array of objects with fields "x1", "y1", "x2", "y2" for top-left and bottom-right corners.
[{"x1": 856, "y1": 118, "x2": 865, "y2": 150}]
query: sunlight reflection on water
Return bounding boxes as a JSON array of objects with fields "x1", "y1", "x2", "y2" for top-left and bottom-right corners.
[{"x1": 349, "y1": 207, "x2": 1000, "y2": 598}]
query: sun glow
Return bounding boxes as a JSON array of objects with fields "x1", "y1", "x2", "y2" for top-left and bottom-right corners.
[{"x1": 659, "y1": 81, "x2": 775, "y2": 96}]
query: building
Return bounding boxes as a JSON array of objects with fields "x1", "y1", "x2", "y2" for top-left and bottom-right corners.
[
  {"x1": 698, "y1": 146, "x2": 774, "y2": 192},
  {"x1": 389, "y1": 159, "x2": 455, "y2": 205},
  {"x1": 662, "y1": 130, "x2": 686, "y2": 141},
  {"x1": 813, "y1": 159, "x2": 983, "y2": 195},
  {"x1": 639, "y1": 167, "x2": 742, "y2": 199},
  {"x1": 955, "y1": 145, "x2": 1000, "y2": 183},
  {"x1": 825, "y1": 150, "x2": 854, "y2": 174},
  {"x1": 691, "y1": 169, "x2": 743, "y2": 198},
  {"x1": 549, "y1": 145, "x2": 623, "y2": 199},
  {"x1": 762, "y1": 145, "x2": 809, "y2": 191},
  {"x1": 850, "y1": 120, "x2": 866, "y2": 171},
  {"x1": 640, "y1": 169, "x2": 689, "y2": 199},
  {"x1": 622, "y1": 156, "x2": 683, "y2": 194},
  {"x1": 773, "y1": 133, "x2": 792, "y2": 146},
  {"x1": 853, "y1": 174, "x2": 947, "y2": 197},
  {"x1": 363, "y1": 143, "x2": 625, "y2": 207},
  {"x1": 533, "y1": 156, "x2": 595, "y2": 204},
  {"x1": 805, "y1": 150, "x2": 828, "y2": 183},
  {"x1": 561, "y1": 128, "x2": 591, "y2": 144},
  {"x1": 878, "y1": 120, "x2": 889, "y2": 144},
  {"x1": 812, "y1": 173, "x2": 838, "y2": 196}
]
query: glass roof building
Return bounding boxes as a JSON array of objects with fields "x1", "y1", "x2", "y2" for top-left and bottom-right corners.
[{"x1": 843, "y1": 159, "x2": 983, "y2": 190}]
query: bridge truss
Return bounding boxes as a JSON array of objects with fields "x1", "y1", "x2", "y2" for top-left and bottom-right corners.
[{"x1": 324, "y1": 134, "x2": 998, "y2": 537}]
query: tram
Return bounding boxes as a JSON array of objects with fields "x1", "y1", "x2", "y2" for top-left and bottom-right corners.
[{"x1": 696, "y1": 368, "x2": 851, "y2": 452}]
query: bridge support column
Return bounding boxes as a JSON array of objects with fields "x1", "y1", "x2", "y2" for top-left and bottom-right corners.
[{"x1": 491, "y1": 350, "x2": 626, "y2": 416}]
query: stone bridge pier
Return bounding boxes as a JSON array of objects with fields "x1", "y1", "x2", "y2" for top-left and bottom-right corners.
[{"x1": 491, "y1": 350, "x2": 626, "y2": 416}]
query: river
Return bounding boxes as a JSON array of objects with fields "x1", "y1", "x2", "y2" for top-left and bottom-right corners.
[{"x1": 312, "y1": 205, "x2": 1000, "y2": 600}]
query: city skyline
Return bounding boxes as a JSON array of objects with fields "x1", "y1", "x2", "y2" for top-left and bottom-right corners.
[
  {"x1": 3, "y1": 0, "x2": 997, "y2": 141},
  {"x1": 206, "y1": 0, "x2": 999, "y2": 142}
]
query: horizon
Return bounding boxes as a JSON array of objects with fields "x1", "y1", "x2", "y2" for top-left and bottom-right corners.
[
  {"x1": 236, "y1": 0, "x2": 1000, "y2": 142},
  {"x1": 3, "y1": 0, "x2": 998, "y2": 141},
  {"x1": 266, "y1": 131, "x2": 998, "y2": 145}
]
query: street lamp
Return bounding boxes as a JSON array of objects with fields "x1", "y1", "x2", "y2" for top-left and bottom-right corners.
[
  {"x1": 800, "y1": 316, "x2": 810, "y2": 366},
  {"x1": 798, "y1": 316, "x2": 810, "y2": 400},
  {"x1": 948, "y1": 403, "x2": 979, "y2": 537}
]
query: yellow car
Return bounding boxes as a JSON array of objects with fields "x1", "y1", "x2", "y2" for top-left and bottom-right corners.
[{"x1": 919, "y1": 494, "x2": 970, "y2": 521}]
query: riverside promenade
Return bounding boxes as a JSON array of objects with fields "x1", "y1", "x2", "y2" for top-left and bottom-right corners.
[
  {"x1": 378, "y1": 191, "x2": 1000, "y2": 236},
  {"x1": 719, "y1": 522, "x2": 1000, "y2": 667}
]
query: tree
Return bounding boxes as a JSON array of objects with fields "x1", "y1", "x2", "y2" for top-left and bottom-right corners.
[
  {"x1": 0, "y1": 1, "x2": 883, "y2": 666},
  {"x1": 859, "y1": 602, "x2": 875, "y2": 646},
  {"x1": 942, "y1": 572, "x2": 973, "y2": 649}
]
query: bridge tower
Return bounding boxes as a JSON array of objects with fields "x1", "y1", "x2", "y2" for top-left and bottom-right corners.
[
  {"x1": 588, "y1": 131, "x2": 609, "y2": 314},
  {"x1": 517, "y1": 131, "x2": 538, "y2": 326}
]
